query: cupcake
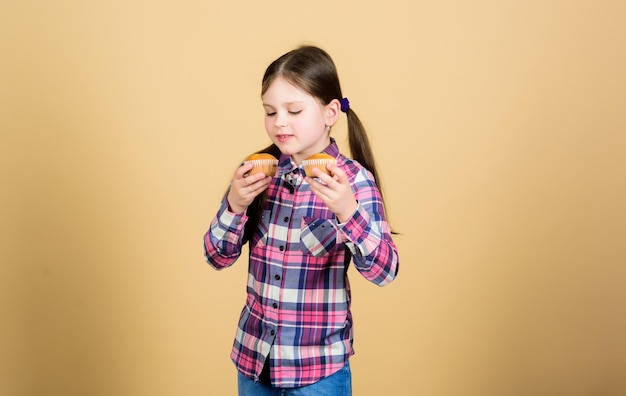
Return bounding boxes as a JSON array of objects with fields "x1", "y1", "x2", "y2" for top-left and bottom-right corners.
[
  {"x1": 302, "y1": 153, "x2": 337, "y2": 177},
  {"x1": 244, "y1": 153, "x2": 278, "y2": 177}
]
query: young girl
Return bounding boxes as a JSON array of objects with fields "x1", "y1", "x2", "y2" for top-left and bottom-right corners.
[{"x1": 204, "y1": 45, "x2": 399, "y2": 396}]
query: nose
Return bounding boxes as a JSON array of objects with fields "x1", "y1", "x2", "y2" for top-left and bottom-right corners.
[{"x1": 274, "y1": 111, "x2": 288, "y2": 128}]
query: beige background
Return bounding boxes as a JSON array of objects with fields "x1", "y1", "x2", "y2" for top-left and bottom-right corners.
[{"x1": 2, "y1": 1, "x2": 625, "y2": 395}]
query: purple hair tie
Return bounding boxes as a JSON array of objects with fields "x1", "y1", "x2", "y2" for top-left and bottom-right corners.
[{"x1": 340, "y1": 97, "x2": 350, "y2": 113}]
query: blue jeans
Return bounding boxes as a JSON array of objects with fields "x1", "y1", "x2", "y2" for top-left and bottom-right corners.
[{"x1": 237, "y1": 361, "x2": 352, "y2": 396}]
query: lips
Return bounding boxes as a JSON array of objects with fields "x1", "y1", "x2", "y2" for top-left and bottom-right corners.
[{"x1": 276, "y1": 134, "x2": 293, "y2": 143}]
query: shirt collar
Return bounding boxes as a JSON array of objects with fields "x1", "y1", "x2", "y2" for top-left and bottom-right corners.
[{"x1": 277, "y1": 138, "x2": 340, "y2": 177}]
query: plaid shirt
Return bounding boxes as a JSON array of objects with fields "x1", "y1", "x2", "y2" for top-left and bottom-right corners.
[{"x1": 204, "y1": 140, "x2": 399, "y2": 388}]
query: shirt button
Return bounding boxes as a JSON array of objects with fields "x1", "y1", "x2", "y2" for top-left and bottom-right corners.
[
  {"x1": 274, "y1": 274, "x2": 281, "y2": 281},
  {"x1": 279, "y1": 245, "x2": 285, "y2": 251},
  {"x1": 283, "y1": 216, "x2": 289, "y2": 222},
  {"x1": 272, "y1": 303, "x2": 278, "y2": 309},
  {"x1": 270, "y1": 330, "x2": 275, "y2": 336}
]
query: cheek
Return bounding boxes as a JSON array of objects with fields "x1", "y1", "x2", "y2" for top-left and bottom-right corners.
[{"x1": 264, "y1": 118, "x2": 272, "y2": 133}]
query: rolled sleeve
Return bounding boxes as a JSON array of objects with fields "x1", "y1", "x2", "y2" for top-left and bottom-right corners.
[
  {"x1": 204, "y1": 199, "x2": 247, "y2": 270},
  {"x1": 337, "y1": 200, "x2": 399, "y2": 287}
]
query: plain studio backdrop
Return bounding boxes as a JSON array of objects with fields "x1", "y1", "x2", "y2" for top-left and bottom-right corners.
[{"x1": 1, "y1": 1, "x2": 625, "y2": 395}]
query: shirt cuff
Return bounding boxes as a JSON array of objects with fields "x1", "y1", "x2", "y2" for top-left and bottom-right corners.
[
  {"x1": 217, "y1": 199, "x2": 247, "y2": 231},
  {"x1": 337, "y1": 204, "x2": 368, "y2": 244}
]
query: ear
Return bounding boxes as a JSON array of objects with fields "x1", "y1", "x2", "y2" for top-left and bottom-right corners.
[{"x1": 324, "y1": 99, "x2": 341, "y2": 128}]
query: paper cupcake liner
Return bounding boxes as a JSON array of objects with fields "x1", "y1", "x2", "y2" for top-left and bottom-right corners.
[
  {"x1": 302, "y1": 159, "x2": 336, "y2": 177},
  {"x1": 245, "y1": 159, "x2": 278, "y2": 177}
]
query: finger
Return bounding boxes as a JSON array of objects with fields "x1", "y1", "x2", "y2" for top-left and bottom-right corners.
[
  {"x1": 310, "y1": 167, "x2": 335, "y2": 185},
  {"x1": 235, "y1": 162, "x2": 255, "y2": 179},
  {"x1": 327, "y1": 163, "x2": 347, "y2": 183},
  {"x1": 305, "y1": 176, "x2": 325, "y2": 194},
  {"x1": 241, "y1": 172, "x2": 269, "y2": 187},
  {"x1": 306, "y1": 177, "x2": 336, "y2": 203},
  {"x1": 248, "y1": 176, "x2": 272, "y2": 194}
]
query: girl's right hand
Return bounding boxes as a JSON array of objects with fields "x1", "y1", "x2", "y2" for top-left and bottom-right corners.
[{"x1": 226, "y1": 162, "x2": 272, "y2": 214}]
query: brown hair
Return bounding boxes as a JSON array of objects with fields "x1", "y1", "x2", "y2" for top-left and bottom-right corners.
[{"x1": 244, "y1": 45, "x2": 389, "y2": 242}]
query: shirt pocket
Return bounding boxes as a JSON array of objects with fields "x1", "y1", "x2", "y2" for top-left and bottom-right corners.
[
  {"x1": 251, "y1": 209, "x2": 271, "y2": 249},
  {"x1": 299, "y1": 217, "x2": 339, "y2": 257}
]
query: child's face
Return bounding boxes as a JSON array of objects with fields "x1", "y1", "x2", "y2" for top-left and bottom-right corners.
[{"x1": 262, "y1": 77, "x2": 335, "y2": 165}]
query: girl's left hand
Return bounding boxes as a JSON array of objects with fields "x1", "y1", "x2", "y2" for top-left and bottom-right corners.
[{"x1": 306, "y1": 163, "x2": 358, "y2": 223}]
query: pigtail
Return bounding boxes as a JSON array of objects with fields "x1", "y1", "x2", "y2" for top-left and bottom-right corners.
[
  {"x1": 345, "y1": 108, "x2": 380, "y2": 185},
  {"x1": 345, "y1": 107, "x2": 397, "y2": 233}
]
